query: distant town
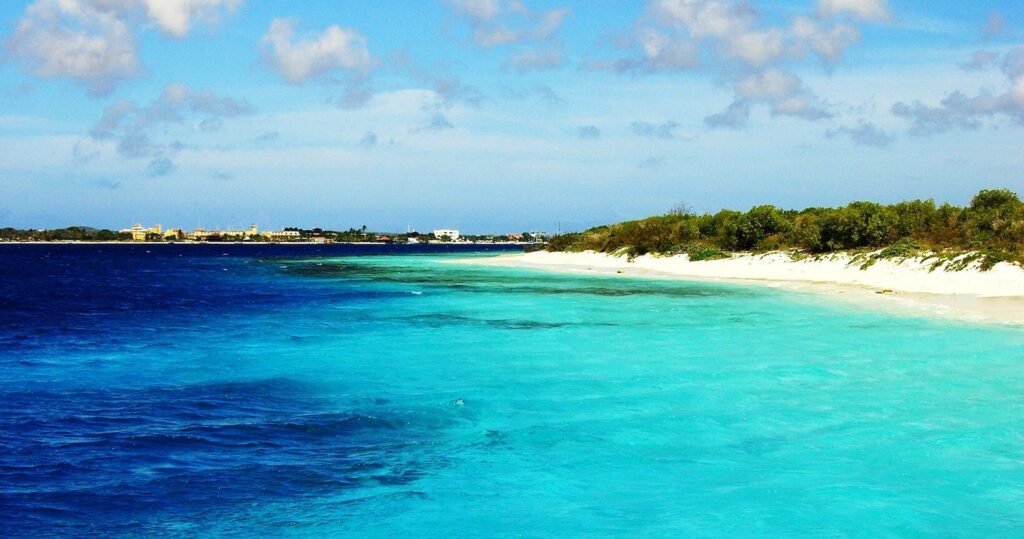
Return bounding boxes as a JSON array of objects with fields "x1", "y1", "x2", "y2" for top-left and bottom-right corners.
[{"x1": 0, "y1": 223, "x2": 549, "y2": 244}]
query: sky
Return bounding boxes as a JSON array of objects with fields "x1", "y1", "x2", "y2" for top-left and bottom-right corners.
[{"x1": 0, "y1": 0, "x2": 1022, "y2": 233}]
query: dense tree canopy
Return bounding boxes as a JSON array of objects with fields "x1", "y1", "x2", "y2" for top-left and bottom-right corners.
[
  {"x1": 0, "y1": 227, "x2": 127, "y2": 242},
  {"x1": 547, "y1": 189, "x2": 1024, "y2": 266}
]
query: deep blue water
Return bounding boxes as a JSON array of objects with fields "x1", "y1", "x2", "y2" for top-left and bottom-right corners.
[{"x1": 2, "y1": 244, "x2": 1024, "y2": 537}]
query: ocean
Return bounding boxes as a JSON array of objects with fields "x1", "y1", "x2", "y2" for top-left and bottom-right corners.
[{"x1": 2, "y1": 244, "x2": 1024, "y2": 537}]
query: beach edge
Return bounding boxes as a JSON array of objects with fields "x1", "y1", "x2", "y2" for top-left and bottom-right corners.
[{"x1": 454, "y1": 250, "x2": 1024, "y2": 326}]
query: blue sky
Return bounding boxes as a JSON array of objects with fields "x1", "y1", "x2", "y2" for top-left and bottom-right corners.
[{"x1": 0, "y1": 0, "x2": 1022, "y2": 233}]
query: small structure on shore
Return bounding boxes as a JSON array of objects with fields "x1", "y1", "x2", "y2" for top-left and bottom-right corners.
[
  {"x1": 432, "y1": 229, "x2": 460, "y2": 241},
  {"x1": 120, "y1": 224, "x2": 162, "y2": 241}
]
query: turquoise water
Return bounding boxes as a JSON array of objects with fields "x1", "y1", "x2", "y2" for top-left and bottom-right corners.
[{"x1": 3, "y1": 246, "x2": 1024, "y2": 536}]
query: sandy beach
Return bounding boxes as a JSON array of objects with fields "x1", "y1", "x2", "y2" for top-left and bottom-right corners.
[{"x1": 459, "y1": 250, "x2": 1024, "y2": 326}]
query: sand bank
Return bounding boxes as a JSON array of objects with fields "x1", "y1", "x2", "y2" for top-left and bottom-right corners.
[{"x1": 457, "y1": 250, "x2": 1024, "y2": 326}]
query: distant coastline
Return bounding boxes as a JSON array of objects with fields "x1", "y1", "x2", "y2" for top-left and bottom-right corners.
[
  {"x1": 0, "y1": 240, "x2": 537, "y2": 246},
  {"x1": 0, "y1": 224, "x2": 547, "y2": 246}
]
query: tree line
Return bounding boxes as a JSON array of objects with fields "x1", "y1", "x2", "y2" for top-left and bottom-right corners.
[
  {"x1": 0, "y1": 227, "x2": 128, "y2": 242},
  {"x1": 546, "y1": 189, "x2": 1024, "y2": 266}
]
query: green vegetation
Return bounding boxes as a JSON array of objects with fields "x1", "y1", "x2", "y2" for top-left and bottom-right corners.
[
  {"x1": 547, "y1": 189, "x2": 1024, "y2": 270},
  {"x1": 0, "y1": 226, "x2": 128, "y2": 242}
]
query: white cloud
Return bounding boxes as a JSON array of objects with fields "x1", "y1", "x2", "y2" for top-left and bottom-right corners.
[
  {"x1": 789, "y1": 16, "x2": 860, "y2": 65},
  {"x1": 736, "y1": 69, "x2": 802, "y2": 100},
  {"x1": 652, "y1": 0, "x2": 757, "y2": 40},
  {"x1": 138, "y1": 0, "x2": 241, "y2": 38},
  {"x1": 6, "y1": 0, "x2": 138, "y2": 95},
  {"x1": 634, "y1": 0, "x2": 870, "y2": 70},
  {"x1": 444, "y1": 0, "x2": 569, "y2": 71},
  {"x1": 261, "y1": 18, "x2": 376, "y2": 84},
  {"x1": 724, "y1": 28, "x2": 785, "y2": 66},
  {"x1": 817, "y1": 0, "x2": 890, "y2": 22},
  {"x1": 90, "y1": 82, "x2": 253, "y2": 166},
  {"x1": 612, "y1": 28, "x2": 700, "y2": 72},
  {"x1": 892, "y1": 48, "x2": 1024, "y2": 134},
  {"x1": 713, "y1": 68, "x2": 832, "y2": 123},
  {"x1": 602, "y1": 0, "x2": 887, "y2": 126},
  {"x1": 6, "y1": 0, "x2": 241, "y2": 94}
]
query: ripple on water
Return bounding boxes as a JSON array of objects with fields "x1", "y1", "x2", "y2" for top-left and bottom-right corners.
[{"x1": 0, "y1": 378, "x2": 448, "y2": 536}]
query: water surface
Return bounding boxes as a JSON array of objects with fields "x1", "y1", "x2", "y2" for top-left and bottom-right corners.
[{"x1": 2, "y1": 244, "x2": 1023, "y2": 537}]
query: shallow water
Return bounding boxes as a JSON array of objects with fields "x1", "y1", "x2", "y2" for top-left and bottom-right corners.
[{"x1": 2, "y1": 244, "x2": 1024, "y2": 537}]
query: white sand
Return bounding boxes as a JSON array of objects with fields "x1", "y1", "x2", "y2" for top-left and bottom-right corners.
[{"x1": 457, "y1": 250, "x2": 1024, "y2": 326}]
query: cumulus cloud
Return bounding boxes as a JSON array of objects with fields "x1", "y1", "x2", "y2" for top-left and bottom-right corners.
[
  {"x1": 733, "y1": 69, "x2": 830, "y2": 119},
  {"x1": 614, "y1": 0, "x2": 876, "y2": 73},
  {"x1": 826, "y1": 121, "x2": 893, "y2": 147},
  {"x1": 261, "y1": 18, "x2": 376, "y2": 84},
  {"x1": 893, "y1": 48, "x2": 1024, "y2": 134},
  {"x1": 577, "y1": 125, "x2": 601, "y2": 139},
  {"x1": 891, "y1": 101, "x2": 981, "y2": 135},
  {"x1": 6, "y1": 0, "x2": 138, "y2": 95},
  {"x1": 600, "y1": 0, "x2": 884, "y2": 127},
  {"x1": 445, "y1": 0, "x2": 567, "y2": 46},
  {"x1": 631, "y1": 120, "x2": 679, "y2": 139},
  {"x1": 705, "y1": 68, "x2": 831, "y2": 127},
  {"x1": 90, "y1": 82, "x2": 253, "y2": 164},
  {"x1": 6, "y1": 0, "x2": 240, "y2": 94},
  {"x1": 594, "y1": 28, "x2": 700, "y2": 73},
  {"x1": 788, "y1": 16, "x2": 861, "y2": 66},
  {"x1": 137, "y1": 0, "x2": 241, "y2": 38},
  {"x1": 444, "y1": 0, "x2": 569, "y2": 72}
]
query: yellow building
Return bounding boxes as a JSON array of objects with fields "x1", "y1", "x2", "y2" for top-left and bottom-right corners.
[{"x1": 123, "y1": 223, "x2": 162, "y2": 241}]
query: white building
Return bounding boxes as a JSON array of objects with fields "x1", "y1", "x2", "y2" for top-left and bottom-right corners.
[
  {"x1": 264, "y1": 230, "x2": 301, "y2": 241},
  {"x1": 432, "y1": 229, "x2": 460, "y2": 241}
]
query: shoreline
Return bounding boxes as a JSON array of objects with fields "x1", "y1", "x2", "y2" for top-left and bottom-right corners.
[
  {"x1": 456, "y1": 250, "x2": 1024, "y2": 326},
  {"x1": 0, "y1": 241, "x2": 537, "y2": 246}
]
